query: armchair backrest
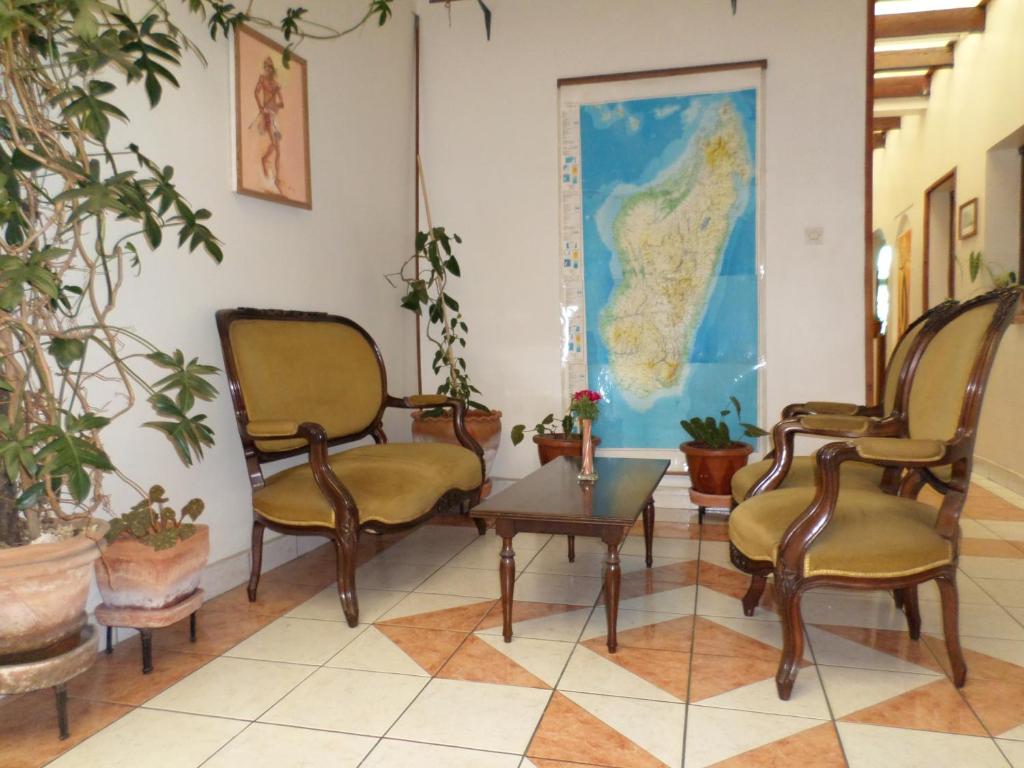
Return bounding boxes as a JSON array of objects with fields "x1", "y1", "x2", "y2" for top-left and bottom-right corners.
[
  {"x1": 907, "y1": 289, "x2": 1021, "y2": 445},
  {"x1": 216, "y1": 309, "x2": 388, "y2": 458},
  {"x1": 882, "y1": 300, "x2": 955, "y2": 415}
]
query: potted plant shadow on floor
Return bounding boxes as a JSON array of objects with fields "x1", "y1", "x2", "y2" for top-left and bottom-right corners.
[{"x1": 680, "y1": 396, "x2": 768, "y2": 500}]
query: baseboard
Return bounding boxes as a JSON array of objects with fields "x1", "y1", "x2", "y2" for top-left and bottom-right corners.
[{"x1": 972, "y1": 456, "x2": 1024, "y2": 506}]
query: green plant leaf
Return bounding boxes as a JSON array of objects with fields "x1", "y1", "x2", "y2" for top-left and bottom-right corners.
[
  {"x1": 48, "y1": 337, "x2": 87, "y2": 369},
  {"x1": 510, "y1": 424, "x2": 525, "y2": 446}
]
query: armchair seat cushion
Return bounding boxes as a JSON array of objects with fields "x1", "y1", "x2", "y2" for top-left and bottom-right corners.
[
  {"x1": 729, "y1": 487, "x2": 953, "y2": 579},
  {"x1": 731, "y1": 456, "x2": 884, "y2": 502},
  {"x1": 253, "y1": 442, "x2": 482, "y2": 528}
]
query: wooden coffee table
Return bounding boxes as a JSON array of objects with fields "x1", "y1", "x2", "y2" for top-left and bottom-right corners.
[{"x1": 470, "y1": 456, "x2": 669, "y2": 652}]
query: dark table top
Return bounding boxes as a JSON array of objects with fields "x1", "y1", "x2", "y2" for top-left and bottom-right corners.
[{"x1": 471, "y1": 456, "x2": 670, "y2": 525}]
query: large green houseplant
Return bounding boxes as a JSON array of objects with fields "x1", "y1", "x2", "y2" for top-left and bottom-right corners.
[{"x1": 0, "y1": 0, "x2": 394, "y2": 658}]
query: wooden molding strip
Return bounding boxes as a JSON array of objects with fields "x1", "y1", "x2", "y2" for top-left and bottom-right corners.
[
  {"x1": 873, "y1": 116, "x2": 902, "y2": 132},
  {"x1": 875, "y1": 48, "x2": 953, "y2": 71},
  {"x1": 874, "y1": 74, "x2": 930, "y2": 99},
  {"x1": 875, "y1": 7, "x2": 985, "y2": 38}
]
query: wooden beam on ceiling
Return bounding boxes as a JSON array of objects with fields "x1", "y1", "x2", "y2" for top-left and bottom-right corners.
[
  {"x1": 875, "y1": 47, "x2": 954, "y2": 71},
  {"x1": 875, "y1": 7, "x2": 985, "y2": 38},
  {"x1": 873, "y1": 116, "x2": 902, "y2": 132},
  {"x1": 874, "y1": 75, "x2": 930, "y2": 99}
]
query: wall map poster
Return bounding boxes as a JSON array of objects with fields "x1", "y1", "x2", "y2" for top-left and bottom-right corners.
[{"x1": 558, "y1": 64, "x2": 765, "y2": 454}]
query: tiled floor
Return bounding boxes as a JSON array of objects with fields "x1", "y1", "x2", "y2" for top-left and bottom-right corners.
[{"x1": 4, "y1": 481, "x2": 1024, "y2": 767}]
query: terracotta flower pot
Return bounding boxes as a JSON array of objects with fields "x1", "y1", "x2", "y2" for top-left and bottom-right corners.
[
  {"x1": 532, "y1": 433, "x2": 603, "y2": 466},
  {"x1": 411, "y1": 408, "x2": 502, "y2": 482},
  {"x1": 0, "y1": 519, "x2": 108, "y2": 655},
  {"x1": 680, "y1": 441, "x2": 753, "y2": 496},
  {"x1": 94, "y1": 525, "x2": 209, "y2": 610}
]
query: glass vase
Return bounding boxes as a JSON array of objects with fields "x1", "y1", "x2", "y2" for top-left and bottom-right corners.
[{"x1": 578, "y1": 419, "x2": 598, "y2": 482}]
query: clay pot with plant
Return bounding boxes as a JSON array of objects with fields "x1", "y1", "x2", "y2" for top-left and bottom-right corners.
[
  {"x1": 680, "y1": 397, "x2": 768, "y2": 496},
  {"x1": 511, "y1": 409, "x2": 602, "y2": 466},
  {"x1": 389, "y1": 227, "x2": 501, "y2": 490}
]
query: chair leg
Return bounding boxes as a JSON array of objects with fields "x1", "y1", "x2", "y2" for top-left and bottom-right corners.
[
  {"x1": 473, "y1": 517, "x2": 487, "y2": 536},
  {"x1": 334, "y1": 532, "x2": 360, "y2": 627},
  {"x1": 775, "y1": 577, "x2": 805, "y2": 701},
  {"x1": 567, "y1": 535, "x2": 575, "y2": 563},
  {"x1": 936, "y1": 571, "x2": 967, "y2": 687},
  {"x1": 892, "y1": 589, "x2": 905, "y2": 610},
  {"x1": 247, "y1": 520, "x2": 265, "y2": 602},
  {"x1": 901, "y1": 586, "x2": 921, "y2": 640},
  {"x1": 742, "y1": 574, "x2": 767, "y2": 617}
]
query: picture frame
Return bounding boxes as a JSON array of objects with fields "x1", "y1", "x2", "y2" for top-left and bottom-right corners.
[
  {"x1": 958, "y1": 197, "x2": 978, "y2": 240},
  {"x1": 232, "y1": 24, "x2": 312, "y2": 209}
]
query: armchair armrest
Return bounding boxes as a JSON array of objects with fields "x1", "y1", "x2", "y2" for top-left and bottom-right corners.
[
  {"x1": 246, "y1": 419, "x2": 300, "y2": 439},
  {"x1": 852, "y1": 437, "x2": 947, "y2": 464},
  {"x1": 384, "y1": 394, "x2": 485, "y2": 461},
  {"x1": 803, "y1": 401, "x2": 862, "y2": 416},
  {"x1": 798, "y1": 415, "x2": 873, "y2": 435}
]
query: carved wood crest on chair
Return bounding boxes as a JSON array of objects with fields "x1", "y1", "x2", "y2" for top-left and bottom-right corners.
[
  {"x1": 727, "y1": 287, "x2": 1023, "y2": 700},
  {"x1": 216, "y1": 308, "x2": 486, "y2": 627}
]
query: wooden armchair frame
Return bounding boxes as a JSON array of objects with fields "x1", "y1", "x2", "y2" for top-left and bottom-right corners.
[
  {"x1": 730, "y1": 287, "x2": 1022, "y2": 700},
  {"x1": 216, "y1": 308, "x2": 485, "y2": 627}
]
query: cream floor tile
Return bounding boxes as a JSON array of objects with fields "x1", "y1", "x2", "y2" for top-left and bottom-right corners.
[
  {"x1": 260, "y1": 667, "x2": 427, "y2": 735},
  {"x1": 378, "y1": 591, "x2": 490, "y2": 622},
  {"x1": 475, "y1": 634, "x2": 575, "y2": 687},
  {"x1": 999, "y1": 739, "x2": 1024, "y2": 767},
  {"x1": 696, "y1": 667, "x2": 832, "y2": 720},
  {"x1": 524, "y1": 548, "x2": 681, "y2": 578},
  {"x1": 807, "y1": 625, "x2": 938, "y2": 674},
  {"x1": 962, "y1": 519, "x2": 1004, "y2": 539},
  {"x1": 684, "y1": 705, "x2": 822, "y2": 768},
  {"x1": 558, "y1": 644, "x2": 682, "y2": 703},
  {"x1": 700, "y1": 615, "x2": 809, "y2": 657},
  {"x1": 362, "y1": 739, "x2": 521, "y2": 767},
  {"x1": 977, "y1": 520, "x2": 1024, "y2": 541},
  {"x1": 562, "y1": 690, "x2": 686, "y2": 768},
  {"x1": 580, "y1": 608, "x2": 685, "y2": 642},
  {"x1": 619, "y1": 585, "x2": 698, "y2": 615},
  {"x1": 144, "y1": 657, "x2": 313, "y2": 720},
  {"x1": 837, "y1": 722, "x2": 1010, "y2": 768},
  {"x1": 960, "y1": 556, "x2": 1024, "y2": 581},
  {"x1": 286, "y1": 587, "x2": 407, "y2": 622},
  {"x1": 960, "y1": 635, "x2": 1024, "y2": 667},
  {"x1": 622, "y1": 536, "x2": 701, "y2": 559},
  {"x1": 370, "y1": 535, "x2": 474, "y2": 567},
  {"x1": 415, "y1": 565, "x2": 502, "y2": 599},
  {"x1": 696, "y1": 585, "x2": 773, "y2": 621},
  {"x1": 799, "y1": 592, "x2": 909, "y2": 631},
  {"x1": 694, "y1": 540, "x2": 736, "y2": 569},
  {"x1": 817, "y1": 665, "x2": 940, "y2": 718},
  {"x1": 974, "y1": 579, "x2": 1024, "y2": 608},
  {"x1": 511, "y1": 572, "x2": 604, "y2": 606},
  {"x1": 355, "y1": 561, "x2": 439, "y2": 591},
  {"x1": 447, "y1": 538, "x2": 544, "y2": 570},
  {"x1": 476, "y1": 605, "x2": 593, "y2": 642},
  {"x1": 918, "y1": 600, "x2": 1024, "y2": 641},
  {"x1": 326, "y1": 625, "x2": 432, "y2": 676},
  {"x1": 388, "y1": 678, "x2": 551, "y2": 753},
  {"x1": 48, "y1": 708, "x2": 245, "y2": 768},
  {"x1": 917, "y1": 575, "x2": 997, "y2": 605},
  {"x1": 224, "y1": 617, "x2": 366, "y2": 665},
  {"x1": 202, "y1": 723, "x2": 376, "y2": 768},
  {"x1": 1000, "y1": 725, "x2": 1024, "y2": 741},
  {"x1": 1008, "y1": 606, "x2": 1024, "y2": 627}
]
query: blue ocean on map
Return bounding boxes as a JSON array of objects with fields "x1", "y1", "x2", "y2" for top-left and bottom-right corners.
[{"x1": 580, "y1": 90, "x2": 759, "y2": 449}]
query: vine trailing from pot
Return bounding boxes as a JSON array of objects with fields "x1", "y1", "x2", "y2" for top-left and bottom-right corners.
[
  {"x1": 388, "y1": 226, "x2": 488, "y2": 413},
  {"x1": 0, "y1": 1, "x2": 394, "y2": 550}
]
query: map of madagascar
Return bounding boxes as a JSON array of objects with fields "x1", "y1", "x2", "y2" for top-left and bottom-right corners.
[{"x1": 578, "y1": 90, "x2": 758, "y2": 448}]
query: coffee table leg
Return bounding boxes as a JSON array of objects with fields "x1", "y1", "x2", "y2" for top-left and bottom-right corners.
[
  {"x1": 604, "y1": 538, "x2": 622, "y2": 653},
  {"x1": 500, "y1": 533, "x2": 516, "y2": 643},
  {"x1": 643, "y1": 499, "x2": 655, "y2": 568}
]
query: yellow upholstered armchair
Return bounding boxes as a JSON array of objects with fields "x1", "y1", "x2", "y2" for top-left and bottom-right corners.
[
  {"x1": 728, "y1": 287, "x2": 1022, "y2": 700},
  {"x1": 730, "y1": 299, "x2": 958, "y2": 504},
  {"x1": 216, "y1": 308, "x2": 486, "y2": 626}
]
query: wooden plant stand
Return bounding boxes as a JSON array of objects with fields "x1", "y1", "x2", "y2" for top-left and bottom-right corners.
[
  {"x1": 0, "y1": 624, "x2": 99, "y2": 740},
  {"x1": 689, "y1": 488, "x2": 734, "y2": 524},
  {"x1": 95, "y1": 589, "x2": 203, "y2": 674}
]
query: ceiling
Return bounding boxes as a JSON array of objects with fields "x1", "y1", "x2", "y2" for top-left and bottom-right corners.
[{"x1": 872, "y1": 0, "x2": 988, "y2": 148}]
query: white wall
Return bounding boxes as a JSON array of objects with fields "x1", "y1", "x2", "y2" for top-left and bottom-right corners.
[
  {"x1": 873, "y1": 0, "x2": 1024, "y2": 487},
  {"x1": 416, "y1": 0, "x2": 869, "y2": 481},
  {"x1": 91, "y1": 0, "x2": 418, "y2": 606}
]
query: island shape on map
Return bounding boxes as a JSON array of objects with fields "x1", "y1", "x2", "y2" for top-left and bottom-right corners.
[{"x1": 598, "y1": 100, "x2": 752, "y2": 406}]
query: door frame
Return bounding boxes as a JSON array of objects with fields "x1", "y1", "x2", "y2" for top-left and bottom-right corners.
[{"x1": 922, "y1": 169, "x2": 957, "y2": 309}]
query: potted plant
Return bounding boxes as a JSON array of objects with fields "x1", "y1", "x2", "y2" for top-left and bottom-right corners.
[
  {"x1": 390, "y1": 227, "x2": 502, "y2": 489},
  {"x1": 511, "y1": 400, "x2": 603, "y2": 466},
  {"x1": 680, "y1": 397, "x2": 768, "y2": 496},
  {"x1": 0, "y1": 1, "x2": 392, "y2": 662}
]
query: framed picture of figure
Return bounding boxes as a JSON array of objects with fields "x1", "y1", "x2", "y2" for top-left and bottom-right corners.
[{"x1": 232, "y1": 24, "x2": 312, "y2": 209}]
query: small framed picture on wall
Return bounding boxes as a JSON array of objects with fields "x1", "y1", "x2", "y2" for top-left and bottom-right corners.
[
  {"x1": 232, "y1": 24, "x2": 312, "y2": 209},
  {"x1": 958, "y1": 197, "x2": 978, "y2": 240}
]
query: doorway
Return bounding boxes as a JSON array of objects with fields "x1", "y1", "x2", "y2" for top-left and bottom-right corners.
[{"x1": 923, "y1": 170, "x2": 956, "y2": 308}]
